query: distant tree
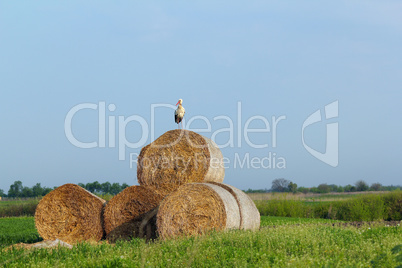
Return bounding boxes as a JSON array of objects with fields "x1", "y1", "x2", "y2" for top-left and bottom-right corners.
[
  {"x1": 21, "y1": 186, "x2": 33, "y2": 197},
  {"x1": 0, "y1": 188, "x2": 5, "y2": 197},
  {"x1": 78, "y1": 181, "x2": 129, "y2": 195},
  {"x1": 8, "y1": 181, "x2": 23, "y2": 198},
  {"x1": 271, "y1": 178, "x2": 290, "y2": 192},
  {"x1": 328, "y1": 184, "x2": 341, "y2": 193},
  {"x1": 344, "y1": 184, "x2": 354, "y2": 192},
  {"x1": 297, "y1": 187, "x2": 309, "y2": 194},
  {"x1": 288, "y1": 182, "x2": 298, "y2": 194},
  {"x1": 85, "y1": 181, "x2": 102, "y2": 193},
  {"x1": 370, "y1": 182, "x2": 382, "y2": 191},
  {"x1": 335, "y1": 185, "x2": 344, "y2": 193},
  {"x1": 355, "y1": 180, "x2": 369, "y2": 192},
  {"x1": 101, "y1": 182, "x2": 111, "y2": 194},
  {"x1": 381, "y1": 185, "x2": 402, "y2": 191},
  {"x1": 317, "y1": 183, "x2": 331, "y2": 194},
  {"x1": 93, "y1": 181, "x2": 102, "y2": 193},
  {"x1": 121, "y1": 183, "x2": 129, "y2": 190},
  {"x1": 309, "y1": 187, "x2": 319, "y2": 193},
  {"x1": 110, "y1": 183, "x2": 122, "y2": 195},
  {"x1": 32, "y1": 183, "x2": 44, "y2": 197},
  {"x1": 244, "y1": 188, "x2": 269, "y2": 193},
  {"x1": 42, "y1": 186, "x2": 53, "y2": 196}
]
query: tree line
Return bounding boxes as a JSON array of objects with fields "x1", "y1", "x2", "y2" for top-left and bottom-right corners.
[
  {"x1": 245, "y1": 178, "x2": 401, "y2": 194},
  {"x1": 0, "y1": 181, "x2": 129, "y2": 198},
  {"x1": 1, "y1": 179, "x2": 400, "y2": 198}
]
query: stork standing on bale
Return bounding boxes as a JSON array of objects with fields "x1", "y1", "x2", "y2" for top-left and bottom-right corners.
[{"x1": 175, "y1": 99, "x2": 185, "y2": 129}]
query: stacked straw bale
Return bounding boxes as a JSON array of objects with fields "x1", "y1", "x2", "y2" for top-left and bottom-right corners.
[
  {"x1": 104, "y1": 186, "x2": 163, "y2": 242},
  {"x1": 207, "y1": 182, "x2": 260, "y2": 230},
  {"x1": 156, "y1": 183, "x2": 260, "y2": 240},
  {"x1": 33, "y1": 130, "x2": 259, "y2": 244},
  {"x1": 137, "y1": 129, "x2": 225, "y2": 187},
  {"x1": 35, "y1": 184, "x2": 106, "y2": 244}
]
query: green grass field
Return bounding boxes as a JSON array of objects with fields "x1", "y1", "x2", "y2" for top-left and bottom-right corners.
[
  {"x1": 1, "y1": 216, "x2": 401, "y2": 267},
  {"x1": 0, "y1": 217, "x2": 42, "y2": 246}
]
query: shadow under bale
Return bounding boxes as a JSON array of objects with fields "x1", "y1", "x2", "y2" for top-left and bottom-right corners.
[
  {"x1": 104, "y1": 186, "x2": 164, "y2": 239},
  {"x1": 106, "y1": 208, "x2": 158, "y2": 243}
]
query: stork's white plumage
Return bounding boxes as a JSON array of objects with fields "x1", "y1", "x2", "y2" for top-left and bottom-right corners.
[{"x1": 175, "y1": 99, "x2": 185, "y2": 129}]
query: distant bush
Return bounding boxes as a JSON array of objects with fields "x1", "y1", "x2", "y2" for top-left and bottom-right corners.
[
  {"x1": 256, "y1": 191, "x2": 402, "y2": 221},
  {"x1": 334, "y1": 194, "x2": 386, "y2": 221},
  {"x1": 0, "y1": 199, "x2": 39, "y2": 217},
  {"x1": 382, "y1": 190, "x2": 402, "y2": 221},
  {"x1": 256, "y1": 199, "x2": 307, "y2": 218}
]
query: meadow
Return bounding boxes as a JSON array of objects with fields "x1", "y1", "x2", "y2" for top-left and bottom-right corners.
[
  {"x1": 0, "y1": 216, "x2": 401, "y2": 267},
  {"x1": 254, "y1": 191, "x2": 402, "y2": 221},
  {"x1": 0, "y1": 192, "x2": 401, "y2": 267},
  {"x1": 0, "y1": 198, "x2": 39, "y2": 218}
]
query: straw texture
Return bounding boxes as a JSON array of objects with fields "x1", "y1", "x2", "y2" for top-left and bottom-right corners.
[
  {"x1": 35, "y1": 184, "x2": 106, "y2": 244},
  {"x1": 207, "y1": 182, "x2": 260, "y2": 230},
  {"x1": 137, "y1": 130, "x2": 224, "y2": 187},
  {"x1": 156, "y1": 183, "x2": 241, "y2": 240}
]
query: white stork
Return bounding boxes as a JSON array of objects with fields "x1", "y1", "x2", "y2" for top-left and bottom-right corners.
[{"x1": 175, "y1": 99, "x2": 185, "y2": 129}]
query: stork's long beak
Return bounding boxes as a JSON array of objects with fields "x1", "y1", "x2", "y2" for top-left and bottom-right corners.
[{"x1": 176, "y1": 101, "x2": 180, "y2": 106}]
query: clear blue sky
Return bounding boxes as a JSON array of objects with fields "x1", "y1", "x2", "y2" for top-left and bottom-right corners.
[{"x1": 1, "y1": 1, "x2": 401, "y2": 192}]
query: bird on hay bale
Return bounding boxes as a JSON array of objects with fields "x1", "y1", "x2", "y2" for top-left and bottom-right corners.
[{"x1": 175, "y1": 99, "x2": 185, "y2": 129}]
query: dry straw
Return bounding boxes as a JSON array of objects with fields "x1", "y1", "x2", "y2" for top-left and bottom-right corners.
[
  {"x1": 137, "y1": 130, "x2": 225, "y2": 187},
  {"x1": 157, "y1": 183, "x2": 249, "y2": 240},
  {"x1": 207, "y1": 182, "x2": 260, "y2": 230},
  {"x1": 104, "y1": 186, "x2": 164, "y2": 242},
  {"x1": 35, "y1": 184, "x2": 106, "y2": 244}
]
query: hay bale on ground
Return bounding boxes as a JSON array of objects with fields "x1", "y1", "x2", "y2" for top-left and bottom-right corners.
[
  {"x1": 207, "y1": 182, "x2": 260, "y2": 230},
  {"x1": 35, "y1": 184, "x2": 106, "y2": 244},
  {"x1": 104, "y1": 186, "x2": 164, "y2": 241},
  {"x1": 137, "y1": 130, "x2": 225, "y2": 187},
  {"x1": 156, "y1": 183, "x2": 242, "y2": 240}
]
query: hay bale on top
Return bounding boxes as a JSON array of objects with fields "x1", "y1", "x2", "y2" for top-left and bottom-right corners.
[
  {"x1": 157, "y1": 183, "x2": 241, "y2": 240},
  {"x1": 35, "y1": 184, "x2": 106, "y2": 244},
  {"x1": 104, "y1": 185, "x2": 164, "y2": 240},
  {"x1": 207, "y1": 182, "x2": 260, "y2": 230},
  {"x1": 137, "y1": 130, "x2": 224, "y2": 187}
]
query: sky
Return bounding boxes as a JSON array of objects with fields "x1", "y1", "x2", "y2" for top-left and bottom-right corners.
[{"x1": 1, "y1": 1, "x2": 401, "y2": 192}]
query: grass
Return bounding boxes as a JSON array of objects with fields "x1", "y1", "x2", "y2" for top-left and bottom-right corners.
[
  {"x1": 0, "y1": 217, "x2": 42, "y2": 247},
  {"x1": 0, "y1": 199, "x2": 39, "y2": 218},
  {"x1": 1, "y1": 216, "x2": 401, "y2": 267},
  {"x1": 255, "y1": 191, "x2": 402, "y2": 221}
]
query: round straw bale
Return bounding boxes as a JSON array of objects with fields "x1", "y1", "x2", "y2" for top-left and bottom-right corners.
[
  {"x1": 207, "y1": 182, "x2": 260, "y2": 230},
  {"x1": 35, "y1": 184, "x2": 106, "y2": 244},
  {"x1": 156, "y1": 183, "x2": 240, "y2": 240},
  {"x1": 103, "y1": 186, "x2": 164, "y2": 238},
  {"x1": 137, "y1": 130, "x2": 224, "y2": 187}
]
